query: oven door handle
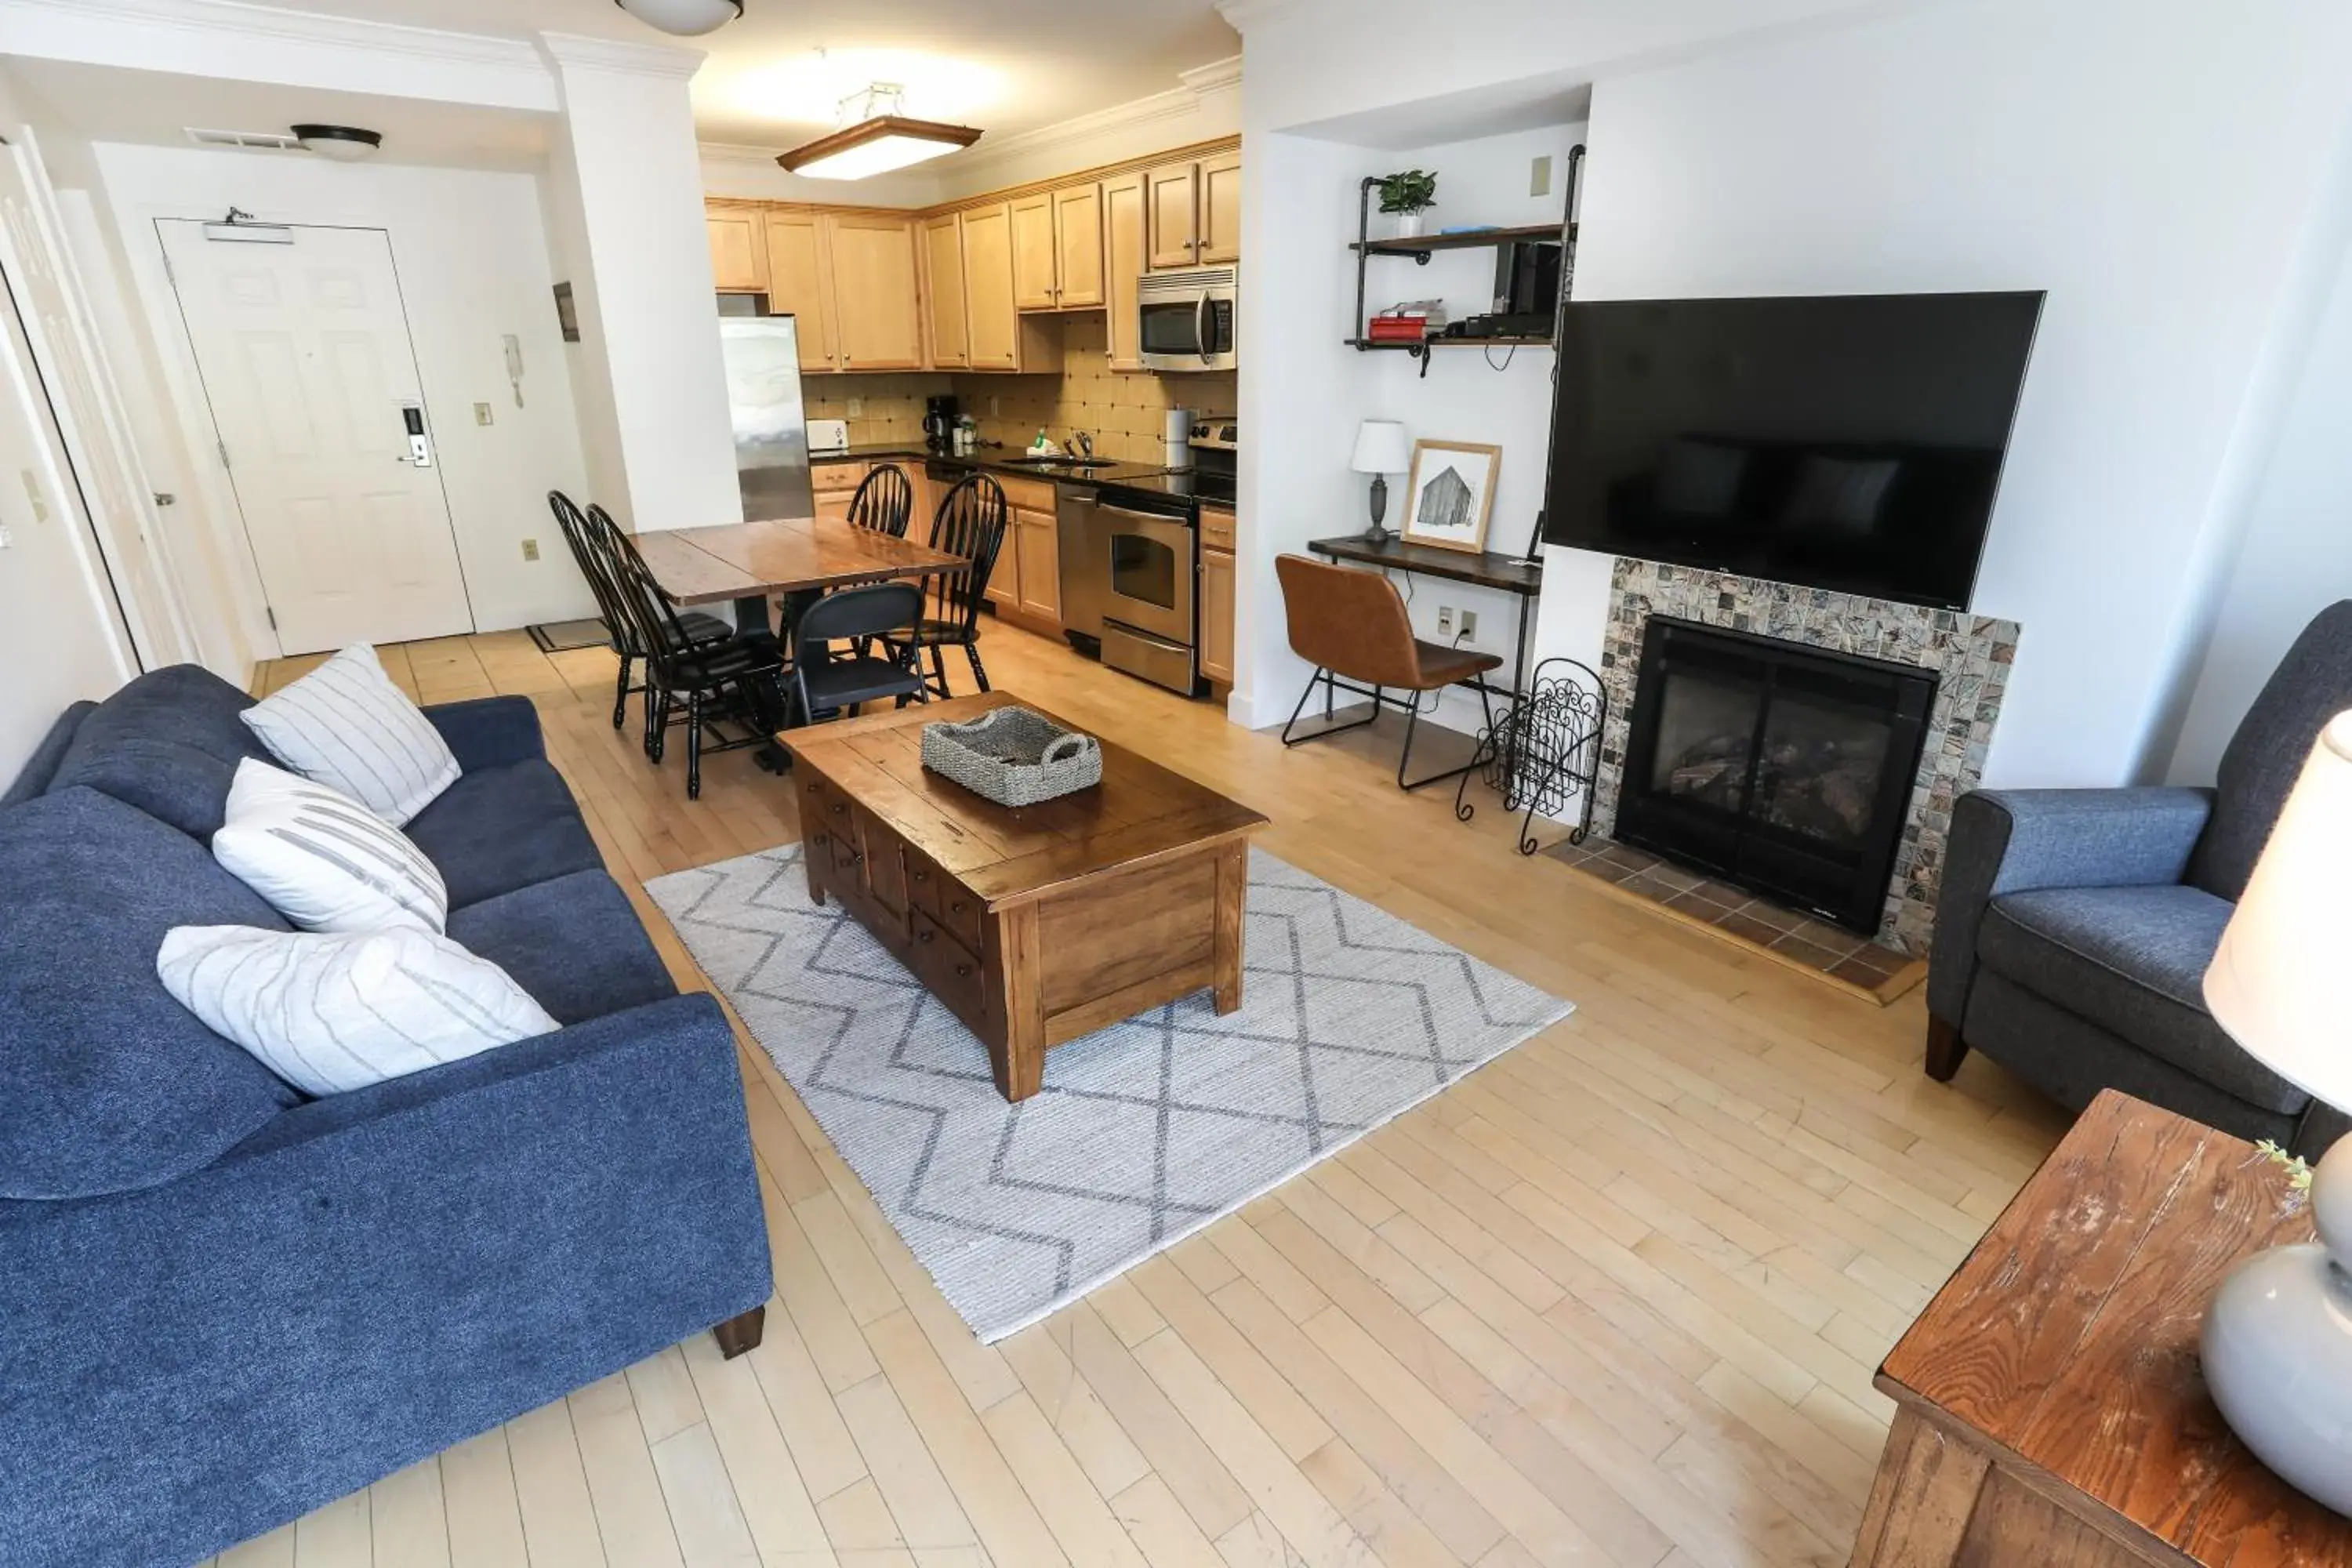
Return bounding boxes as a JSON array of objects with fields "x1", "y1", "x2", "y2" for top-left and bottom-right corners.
[{"x1": 1098, "y1": 500, "x2": 1193, "y2": 532}]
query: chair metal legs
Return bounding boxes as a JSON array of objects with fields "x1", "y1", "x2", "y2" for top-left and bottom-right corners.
[
  {"x1": 1281, "y1": 668, "x2": 1380, "y2": 748},
  {"x1": 964, "y1": 641, "x2": 989, "y2": 693},
  {"x1": 1282, "y1": 666, "x2": 1495, "y2": 793},
  {"x1": 687, "y1": 690, "x2": 706, "y2": 800},
  {"x1": 613, "y1": 653, "x2": 634, "y2": 729}
]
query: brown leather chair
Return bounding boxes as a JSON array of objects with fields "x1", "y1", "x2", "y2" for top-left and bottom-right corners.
[{"x1": 1274, "y1": 553, "x2": 1503, "y2": 790}]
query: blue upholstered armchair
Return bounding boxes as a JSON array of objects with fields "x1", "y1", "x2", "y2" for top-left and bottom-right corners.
[{"x1": 1926, "y1": 602, "x2": 2352, "y2": 1152}]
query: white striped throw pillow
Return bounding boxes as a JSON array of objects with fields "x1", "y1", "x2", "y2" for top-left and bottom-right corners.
[
  {"x1": 158, "y1": 924, "x2": 559, "y2": 1097},
  {"x1": 241, "y1": 644, "x2": 459, "y2": 826},
  {"x1": 212, "y1": 759, "x2": 448, "y2": 935}
]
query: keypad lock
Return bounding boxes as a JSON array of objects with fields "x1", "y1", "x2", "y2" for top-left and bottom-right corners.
[{"x1": 401, "y1": 404, "x2": 433, "y2": 468}]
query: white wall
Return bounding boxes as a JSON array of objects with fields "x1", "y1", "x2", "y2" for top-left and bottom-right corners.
[
  {"x1": 96, "y1": 143, "x2": 601, "y2": 642},
  {"x1": 1235, "y1": 0, "x2": 2352, "y2": 793},
  {"x1": 1349, "y1": 123, "x2": 1584, "y2": 735},
  {"x1": 2163, "y1": 235, "x2": 2352, "y2": 783},
  {"x1": 543, "y1": 38, "x2": 741, "y2": 538}
]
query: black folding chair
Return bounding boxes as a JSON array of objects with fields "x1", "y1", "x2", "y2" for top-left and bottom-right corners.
[
  {"x1": 595, "y1": 505, "x2": 786, "y2": 799},
  {"x1": 848, "y1": 463, "x2": 915, "y2": 539},
  {"x1": 892, "y1": 474, "x2": 1009, "y2": 699},
  {"x1": 546, "y1": 491, "x2": 730, "y2": 731},
  {"x1": 790, "y1": 583, "x2": 929, "y2": 728}
]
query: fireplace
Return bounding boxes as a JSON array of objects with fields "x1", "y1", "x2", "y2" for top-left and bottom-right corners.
[{"x1": 1615, "y1": 616, "x2": 1937, "y2": 934}]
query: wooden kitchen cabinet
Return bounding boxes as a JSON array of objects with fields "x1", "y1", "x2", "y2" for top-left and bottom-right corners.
[
  {"x1": 1010, "y1": 193, "x2": 1058, "y2": 310},
  {"x1": 1145, "y1": 161, "x2": 1200, "y2": 270},
  {"x1": 1014, "y1": 506, "x2": 1060, "y2": 623},
  {"x1": 1200, "y1": 505, "x2": 1236, "y2": 684},
  {"x1": 762, "y1": 210, "x2": 837, "y2": 372},
  {"x1": 921, "y1": 212, "x2": 970, "y2": 369},
  {"x1": 1103, "y1": 172, "x2": 1147, "y2": 371},
  {"x1": 960, "y1": 202, "x2": 1020, "y2": 369},
  {"x1": 811, "y1": 459, "x2": 867, "y2": 526},
  {"x1": 1199, "y1": 149, "x2": 1242, "y2": 265},
  {"x1": 824, "y1": 212, "x2": 924, "y2": 371},
  {"x1": 706, "y1": 201, "x2": 768, "y2": 292},
  {"x1": 1053, "y1": 182, "x2": 1105, "y2": 308}
]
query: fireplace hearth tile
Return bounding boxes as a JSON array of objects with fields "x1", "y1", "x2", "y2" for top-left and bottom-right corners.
[{"x1": 1544, "y1": 829, "x2": 1927, "y2": 1006}]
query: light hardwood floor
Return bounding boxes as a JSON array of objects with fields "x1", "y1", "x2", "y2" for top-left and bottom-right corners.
[{"x1": 219, "y1": 618, "x2": 2070, "y2": 1568}]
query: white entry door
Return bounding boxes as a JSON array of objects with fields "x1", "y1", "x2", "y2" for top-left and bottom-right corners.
[
  {"x1": 160, "y1": 220, "x2": 473, "y2": 655},
  {"x1": 0, "y1": 131, "x2": 191, "y2": 669}
]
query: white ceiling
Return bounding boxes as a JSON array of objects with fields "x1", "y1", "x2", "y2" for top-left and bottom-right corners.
[
  {"x1": 8, "y1": 59, "x2": 557, "y2": 169},
  {"x1": 209, "y1": 0, "x2": 1242, "y2": 153}
]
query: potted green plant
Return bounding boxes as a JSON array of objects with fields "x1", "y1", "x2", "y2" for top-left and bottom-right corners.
[{"x1": 1376, "y1": 169, "x2": 1438, "y2": 239}]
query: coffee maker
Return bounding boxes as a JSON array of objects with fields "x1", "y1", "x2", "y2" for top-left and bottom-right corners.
[{"x1": 923, "y1": 394, "x2": 959, "y2": 452}]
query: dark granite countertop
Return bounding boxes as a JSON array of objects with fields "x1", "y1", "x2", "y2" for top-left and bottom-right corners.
[{"x1": 810, "y1": 444, "x2": 1174, "y2": 488}]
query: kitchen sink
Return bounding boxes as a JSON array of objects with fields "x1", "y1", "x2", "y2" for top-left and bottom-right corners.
[{"x1": 1004, "y1": 455, "x2": 1120, "y2": 470}]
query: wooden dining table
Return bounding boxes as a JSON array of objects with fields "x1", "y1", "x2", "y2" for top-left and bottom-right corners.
[{"x1": 630, "y1": 515, "x2": 967, "y2": 636}]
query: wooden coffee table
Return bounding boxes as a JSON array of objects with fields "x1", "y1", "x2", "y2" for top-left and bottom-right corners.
[
  {"x1": 779, "y1": 692, "x2": 1269, "y2": 1101},
  {"x1": 1855, "y1": 1090, "x2": 2347, "y2": 1566}
]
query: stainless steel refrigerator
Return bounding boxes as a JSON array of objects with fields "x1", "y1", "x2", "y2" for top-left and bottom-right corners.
[{"x1": 720, "y1": 316, "x2": 815, "y2": 522}]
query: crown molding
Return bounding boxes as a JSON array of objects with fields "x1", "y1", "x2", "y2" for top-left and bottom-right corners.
[
  {"x1": 538, "y1": 31, "x2": 705, "y2": 80},
  {"x1": 696, "y1": 141, "x2": 783, "y2": 165},
  {"x1": 0, "y1": 0, "x2": 559, "y2": 111},
  {"x1": 945, "y1": 56, "x2": 1243, "y2": 178},
  {"x1": 1214, "y1": 0, "x2": 1298, "y2": 31},
  {"x1": 0, "y1": 0, "x2": 543, "y2": 72}
]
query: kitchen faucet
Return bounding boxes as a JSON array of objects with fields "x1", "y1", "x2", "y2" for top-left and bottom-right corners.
[{"x1": 1069, "y1": 430, "x2": 1094, "y2": 461}]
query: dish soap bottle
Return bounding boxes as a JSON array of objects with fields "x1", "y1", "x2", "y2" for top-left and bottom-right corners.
[{"x1": 1027, "y1": 428, "x2": 1061, "y2": 459}]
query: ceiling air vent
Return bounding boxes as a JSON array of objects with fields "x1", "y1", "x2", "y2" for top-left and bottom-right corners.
[{"x1": 187, "y1": 129, "x2": 306, "y2": 152}]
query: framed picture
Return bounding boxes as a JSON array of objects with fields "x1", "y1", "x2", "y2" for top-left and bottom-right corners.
[
  {"x1": 1401, "y1": 439, "x2": 1501, "y2": 553},
  {"x1": 552, "y1": 281, "x2": 582, "y2": 344}
]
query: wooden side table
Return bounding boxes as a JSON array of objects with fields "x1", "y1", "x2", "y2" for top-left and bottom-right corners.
[{"x1": 1854, "y1": 1091, "x2": 2350, "y2": 1566}]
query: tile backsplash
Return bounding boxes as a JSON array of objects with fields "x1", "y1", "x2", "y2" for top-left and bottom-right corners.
[{"x1": 800, "y1": 314, "x2": 1235, "y2": 462}]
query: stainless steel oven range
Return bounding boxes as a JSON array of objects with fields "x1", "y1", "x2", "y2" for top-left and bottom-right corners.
[{"x1": 1057, "y1": 482, "x2": 1200, "y2": 695}]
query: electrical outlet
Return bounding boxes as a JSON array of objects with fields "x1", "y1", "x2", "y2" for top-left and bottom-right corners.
[
  {"x1": 1461, "y1": 608, "x2": 1479, "y2": 640},
  {"x1": 1531, "y1": 155, "x2": 1553, "y2": 198},
  {"x1": 846, "y1": 396, "x2": 866, "y2": 418},
  {"x1": 474, "y1": 402, "x2": 494, "y2": 426},
  {"x1": 989, "y1": 395, "x2": 1001, "y2": 417},
  {"x1": 521, "y1": 538, "x2": 539, "y2": 562},
  {"x1": 1436, "y1": 605, "x2": 1455, "y2": 635}
]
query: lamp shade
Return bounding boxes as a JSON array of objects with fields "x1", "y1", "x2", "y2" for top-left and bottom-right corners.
[
  {"x1": 613, "y1": 0, "x2": 742, "y2": 35},
  {"x1": 2205, "y1": 709, "x2": 2352, "y2": 1109},
  {"x1": 1351, "y1": 419, "x2": 1411, "y2": 475}
]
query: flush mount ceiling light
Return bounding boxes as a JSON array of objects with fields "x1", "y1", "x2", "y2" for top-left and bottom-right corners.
[
  {"x1": 290, "y1": 125, "x2": 382, "y2": 162},
  {"x1": 777, "y1": 84, "x2": 982, "y2": 180},
  {"x1": 613, "y1": 0, "x2": 742, "y2": 34}
]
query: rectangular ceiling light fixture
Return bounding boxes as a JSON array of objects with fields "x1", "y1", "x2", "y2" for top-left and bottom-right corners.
[{"x1": 777, "y1": 114, "x2": 982, "y2": 180}]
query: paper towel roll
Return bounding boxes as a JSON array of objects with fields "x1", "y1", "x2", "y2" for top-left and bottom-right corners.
[{"x1": 1163, "y1": 408, "x2": 1194, "y2": 470}]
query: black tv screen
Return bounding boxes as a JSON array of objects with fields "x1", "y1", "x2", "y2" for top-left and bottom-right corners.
[{"x1": 1541, "y1": 292, "x2": 2042, "y2": 609}]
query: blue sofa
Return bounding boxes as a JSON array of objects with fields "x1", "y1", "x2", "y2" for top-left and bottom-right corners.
[{"x1": 0, "y1": 666, "x2": 773, "y2": 1568}]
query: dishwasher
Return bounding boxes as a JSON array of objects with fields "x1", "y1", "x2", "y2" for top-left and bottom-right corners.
[{"x1": 1057, "y1": 481, "x2": 1200, "y2": 695}]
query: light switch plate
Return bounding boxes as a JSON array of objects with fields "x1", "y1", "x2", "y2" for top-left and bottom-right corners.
[
  {"x1": 1531, "y1": 155, "x2": 1553, "y2": 198},
  {"x1": 474, "y1": 402, "x2": 494, "y2": 426},
  {"x1": 521, "y1": 538, "x2": 539, "y2": 562},
  {"x1": 846, "y1": 396, "x2": 865, "y2": 418}
]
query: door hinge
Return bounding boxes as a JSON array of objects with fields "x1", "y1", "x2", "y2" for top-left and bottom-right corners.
[
  {"x1": 265, "y1": 606, "x2": 277, "y2": 630},
  {"x1": 217, "y1": 438, "x2": 230, "y2": 470}
]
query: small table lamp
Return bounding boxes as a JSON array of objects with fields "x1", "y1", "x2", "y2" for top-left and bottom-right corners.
[
  {"x1": 2201, "y1": 708, "x2": 2352, "y2": 1514},
  {"x1": 1351, "y1": 420, "x2": 1411, "y2": 541}
]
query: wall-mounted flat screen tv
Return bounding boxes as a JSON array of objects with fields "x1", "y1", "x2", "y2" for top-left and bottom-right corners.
[{"x1": 1541, "y1": 291, "x2": 2043, "y2": 609}]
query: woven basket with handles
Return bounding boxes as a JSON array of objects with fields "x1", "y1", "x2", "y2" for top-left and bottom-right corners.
[{"x1": 920, "y1": 706, "x2": 1103, "y2": 808}]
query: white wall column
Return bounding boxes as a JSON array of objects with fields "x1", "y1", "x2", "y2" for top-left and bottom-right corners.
[{"x1": 540, "y1": 33, "x2": 740, "y2": 535}]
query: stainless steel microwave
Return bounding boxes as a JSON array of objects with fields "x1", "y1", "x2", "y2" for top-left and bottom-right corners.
[{"x1": 1138, "y1": 266, "x2": 1237, "y2": 372}]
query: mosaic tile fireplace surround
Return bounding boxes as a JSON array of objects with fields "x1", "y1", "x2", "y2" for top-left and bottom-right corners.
[{"x1": 1592, "y1": 559, "x2": 2021, "y2": 954}]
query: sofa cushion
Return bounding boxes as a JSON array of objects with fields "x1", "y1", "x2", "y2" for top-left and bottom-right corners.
[
  {"x1": 2189, "y1": 600, "x2": 2352, "y2": 902},
  {"x1": 2, "y1": 701, "x2": 95, "y2": 808},
  {"x1": 1978, "y1": 883, "x2": 2302, "y2": 1113},
  {"x1": 45, "y1": 666, "x2": 276, "y2": 840},
  {"x1": 0, "y1": 788, "x2": 301, "y2": 1200},
  {"x1": 404, "y1": 758, "x2": 603, "y2": 909},
  {"x1": 446, "y1": 869, "x2": 678, "y2": 1025}
]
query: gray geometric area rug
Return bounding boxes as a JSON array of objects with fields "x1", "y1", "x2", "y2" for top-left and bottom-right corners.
[{"x1": 646, "y1": 844, "x2": 1573, "y2": 1341}]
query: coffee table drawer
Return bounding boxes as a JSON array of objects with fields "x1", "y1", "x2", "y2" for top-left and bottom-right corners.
[
  {"x1": 909, "y1": 909, "x2": 986, "y2": 1024},
  {"x1": 935, "y1": 877, "x2": 985, "y2": 953}
]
